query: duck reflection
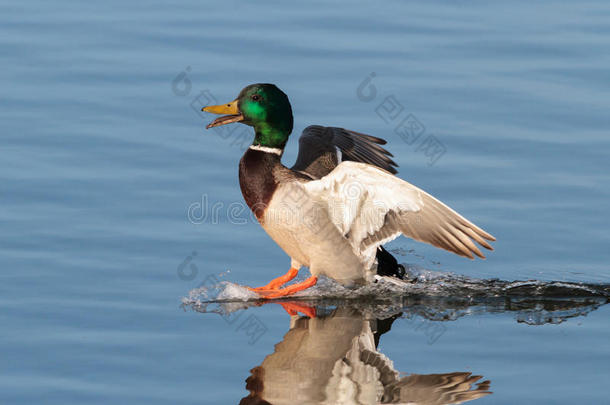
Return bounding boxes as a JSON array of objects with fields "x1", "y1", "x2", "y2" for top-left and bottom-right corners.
[{"x1": 240, "y1": 304, "x2": 490, "y2": 405}]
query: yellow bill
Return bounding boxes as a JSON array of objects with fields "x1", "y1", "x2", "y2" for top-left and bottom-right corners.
[{"x1": 202, "y1": 100, "x2": 244, "y2": 129}]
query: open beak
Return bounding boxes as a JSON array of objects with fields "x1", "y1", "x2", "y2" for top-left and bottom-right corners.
[{"x1": 201, "y1": 100, "x2": 244, "y2": 129}]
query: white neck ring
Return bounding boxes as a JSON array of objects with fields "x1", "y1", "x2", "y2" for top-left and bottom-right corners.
[{"x1": 249, "y1": 145, "x2": 283, "y2": 156}]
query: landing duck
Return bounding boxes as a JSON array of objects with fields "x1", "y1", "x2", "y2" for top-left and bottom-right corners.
[{"x1": 202, "y1": 84, "x2": 495, "y2": 298}]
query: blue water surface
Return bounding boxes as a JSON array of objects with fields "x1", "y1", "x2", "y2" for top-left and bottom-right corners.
[{"x1": 2, "y1": 1, "x2": 609, "y2": 404}]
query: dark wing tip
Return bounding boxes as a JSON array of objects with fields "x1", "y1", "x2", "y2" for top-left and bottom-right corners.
[{"x1": 333, "y1": 127, "x2": 399, "y2": 174}]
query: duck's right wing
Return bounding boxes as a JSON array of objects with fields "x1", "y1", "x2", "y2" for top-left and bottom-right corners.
[
  {"x1": 291, "y1": 125, "x2": 398, "y2": 179},
  {"x1": 302, "y1": 161, "x2": 495, "y2": 259}
]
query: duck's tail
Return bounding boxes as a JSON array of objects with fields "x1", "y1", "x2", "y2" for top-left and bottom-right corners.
[{"x1": 375, "y1": 246, "x2": 405, "y2": 279}]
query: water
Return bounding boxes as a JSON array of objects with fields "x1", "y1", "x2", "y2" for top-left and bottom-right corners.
[{"x1": 2, "y1": 0, "x2": 609, "y2": 403}]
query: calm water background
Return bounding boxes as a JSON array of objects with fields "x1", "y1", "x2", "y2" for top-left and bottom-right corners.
[{"x1": 2, "y1": 0, "x2": 609, "y2": 404}]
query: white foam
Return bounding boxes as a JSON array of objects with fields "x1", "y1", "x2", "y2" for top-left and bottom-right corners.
[{"x1": 182, "y1": 267, "x2": 610, "y2": 308}]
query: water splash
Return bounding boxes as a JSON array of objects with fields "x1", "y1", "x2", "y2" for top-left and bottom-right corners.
[{"x1": 183, "y1": 266, "x2": 609, "y2": 325}]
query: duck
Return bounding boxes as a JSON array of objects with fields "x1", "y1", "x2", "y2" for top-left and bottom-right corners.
[{"x1": 202, "y1": 83, "x2": 495, "y2": 298}]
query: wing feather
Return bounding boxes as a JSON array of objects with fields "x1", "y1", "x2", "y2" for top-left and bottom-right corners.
[
  {"x1": 291, "y1": 125, "x2": 398, "y2": 179},
  {"x1": 303, "y1": 162, "x2": 495, "y2": 259}
]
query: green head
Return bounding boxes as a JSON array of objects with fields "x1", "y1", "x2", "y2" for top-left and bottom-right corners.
[{"x1": 202, "y1": 83, "x2": 293, "y2": 149}]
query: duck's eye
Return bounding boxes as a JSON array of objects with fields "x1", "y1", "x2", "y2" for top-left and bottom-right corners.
[{"x1": 251, "y1": 94, "x2": 260, "y2": 101}]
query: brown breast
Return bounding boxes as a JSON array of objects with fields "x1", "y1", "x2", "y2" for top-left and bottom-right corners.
[{"x1": 238, "y1": 148, "x2": 281, "y2": 220}]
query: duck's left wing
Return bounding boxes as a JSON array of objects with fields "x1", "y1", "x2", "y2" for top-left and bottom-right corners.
[
  {"x1": 302, "y1": 162, "x2": 495, "y2": 259},
  {"x1": 291, "y1": 125, "x2": 398, "y2": 179}
]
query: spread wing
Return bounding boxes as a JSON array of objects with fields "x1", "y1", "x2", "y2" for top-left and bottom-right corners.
[
  {"x1": 302, "y1": 162, "x2": 495, "y2": 259},
  {"x1": 291, "y1": 125, "x2": 398, "y2": 179}
]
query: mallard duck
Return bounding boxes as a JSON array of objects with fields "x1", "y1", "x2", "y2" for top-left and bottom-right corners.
[{"x1": 202, "y1": 84, "x2": 495, "y2": 298}]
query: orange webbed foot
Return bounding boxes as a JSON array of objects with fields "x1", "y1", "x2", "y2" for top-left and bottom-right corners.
[
  {"x1": 258, "y1": 276, "x2": 318, "y2": 299},
  {"x1": 247, "y1": 267, "x2": 299, "y2": 292}
]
